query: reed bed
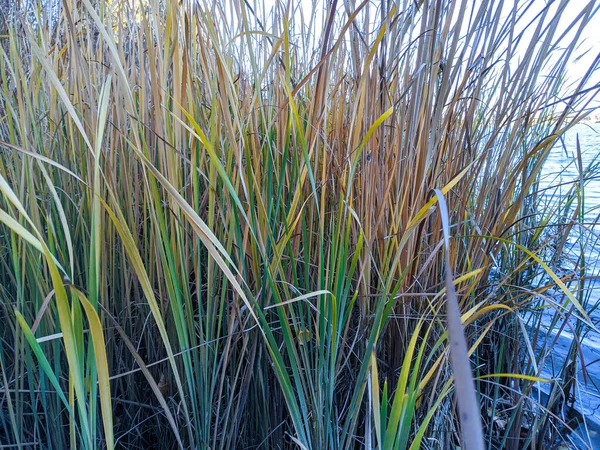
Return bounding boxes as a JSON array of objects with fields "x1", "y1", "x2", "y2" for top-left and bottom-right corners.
[{"x1": 1, "y1": 0, "x2": 599, "y2": 448}]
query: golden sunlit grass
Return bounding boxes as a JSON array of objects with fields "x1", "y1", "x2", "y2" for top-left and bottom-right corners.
[{"x1": 0, "y1": 0, "x2": 599, "y2": 449}]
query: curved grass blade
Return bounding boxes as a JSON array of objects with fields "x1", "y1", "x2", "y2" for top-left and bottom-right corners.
[{"x1": 433, "y1": 188, "x2": 484, "y2": 450}]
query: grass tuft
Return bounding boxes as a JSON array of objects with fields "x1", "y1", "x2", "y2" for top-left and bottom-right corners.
[{"x1": 1, "y1": 0, "x2": 599, "y2": 449}]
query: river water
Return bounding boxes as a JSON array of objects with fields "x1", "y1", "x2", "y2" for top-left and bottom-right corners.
[{"x1": 535, "y1": 123, "x2": 600, "y2": 449}]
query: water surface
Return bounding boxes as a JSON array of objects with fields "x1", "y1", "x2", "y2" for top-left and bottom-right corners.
[{"x1": 536, "y1": 123, "x2": 600, "y2": 449}]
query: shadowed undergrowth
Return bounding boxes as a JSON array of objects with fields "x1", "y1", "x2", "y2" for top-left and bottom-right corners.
[{"x1": 0, "y1": 0, "x2": 599, "y2": 449}]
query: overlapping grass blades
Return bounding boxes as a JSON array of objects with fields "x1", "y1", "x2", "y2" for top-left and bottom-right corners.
[{"x1": 1, "y1": 0, "x2": 599, "y2": 449}]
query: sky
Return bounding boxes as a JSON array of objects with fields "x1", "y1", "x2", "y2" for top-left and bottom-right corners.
[
  {"x1": 518, "y1": 0, "x2": 600, "y2": 84},
  {"x1": 250, "y1": 0, "x2": 600, "y2": 86}
]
